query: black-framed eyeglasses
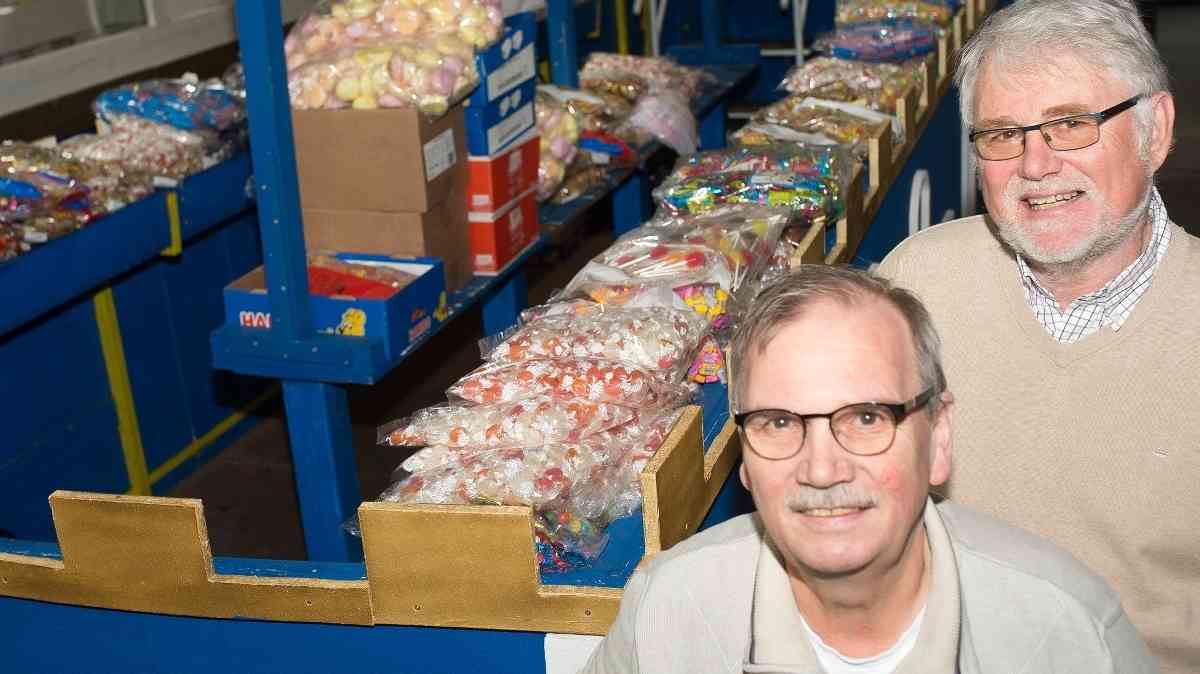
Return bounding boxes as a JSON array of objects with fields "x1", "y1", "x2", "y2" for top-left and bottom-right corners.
[
  {"x1": 734, "y1": 388, "x2": 935, "y2": 460},
  {"x1": 968, "y1": 94, "x2": 1144, "y2": 161}
]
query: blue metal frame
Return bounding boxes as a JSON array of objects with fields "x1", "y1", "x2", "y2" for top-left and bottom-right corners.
[{"x1": 546, "y1": 0, "x2": 581, "y2": 87}]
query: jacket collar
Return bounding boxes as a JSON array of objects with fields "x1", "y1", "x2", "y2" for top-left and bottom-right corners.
[{"x1": 741, "y1": 498, "x2": 968, "y2": 673}]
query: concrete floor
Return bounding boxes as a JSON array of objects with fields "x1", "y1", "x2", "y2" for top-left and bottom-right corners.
[{"x1": 170, "y1": 4, "x2": 1200, "y2": 559}]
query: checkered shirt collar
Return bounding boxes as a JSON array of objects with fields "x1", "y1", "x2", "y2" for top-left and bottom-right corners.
[{"x1": 1015, "y1": 187, "x2": 1171, "y2": 344}]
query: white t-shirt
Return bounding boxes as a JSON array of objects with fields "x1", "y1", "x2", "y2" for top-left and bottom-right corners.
[{"x1": 797, "y1": 604, "x2": 927, "y2": 674}]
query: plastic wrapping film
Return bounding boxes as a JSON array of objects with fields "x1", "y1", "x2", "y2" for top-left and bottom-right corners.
[
  {"x1": 93, "y1": 78, "x2": 245, "y2": 133},
  {"x1": 535, "y1": 87, "x2": 580, "y2": 201},
  {"x1": 778, "y1": 57, "x2": 924, "y2": 113},
  {"x1": 753, "y1": 96, "x2": 898, "y2": 159},
  {"x1": 286, "y1": 35, "x2": 481, "y2": 114},
  {"x1": 448, "y1": 357, "x2": 695, "y2": 407},
  {"x1": 654, "y1": 144, "x2": 853, "y2": 229},
  {"x1": 481, "y1": 307, "x2": 709, "y2": 381},
  {"x1": 625, "y1": 90, "x2": 699, "y2": 156},
  {"x1": 580, "y1": 53, "x2": 715, "y2": 102},
  {"x1": 537, "y1": 85, "x2": 640, "y2": 205},
  {"x1": 817, "y1": 20, "x2": 939, "y2": 61},
  {"x1": 835, "y1": 0, "x2": 955, "y2": 27},
  {"x1": 60, "y1": 119, "x2": 214, "y2": 180},
  {"x1": 379, "y1": 396, "x2": 636, "y2": 449}
]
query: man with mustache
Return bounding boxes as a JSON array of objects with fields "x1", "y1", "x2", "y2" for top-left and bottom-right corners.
[
  {"x1": 876, "y1": 1, "x2": 1197, "y2": 671},
  {"x1": 582, "y1": 265, "x2": 1155, "y2": 673}
]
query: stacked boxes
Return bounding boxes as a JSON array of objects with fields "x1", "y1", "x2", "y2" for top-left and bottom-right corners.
[
  {"x1": 292, "y1": 106, "x2": 473, "y2": 290},
  {"x1": 463, "y1": 11, "x2": 541, "y2": 274}
]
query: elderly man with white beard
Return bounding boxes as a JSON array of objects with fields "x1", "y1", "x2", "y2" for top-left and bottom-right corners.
[
  {"x1": 582, "y1": 265, "x2": 1155, "y2": 674},
  {"x1": 877, "y1": 1, "x2": 1197, "y2": 671}
]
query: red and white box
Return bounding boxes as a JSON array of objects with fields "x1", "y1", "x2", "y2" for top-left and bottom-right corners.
[
  {"x1": 469, "y1": 187, "x2": 539, "y2": 275},
  {"x1": 467, "y1": 129, "x2": 538, "y2": 213}
]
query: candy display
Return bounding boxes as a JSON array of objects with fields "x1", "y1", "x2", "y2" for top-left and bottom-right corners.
[
  {"x1": 580, "y1": 53, "x2": 713, "y2": 102},
  {"x1": 286, "y1": 35, "x2": 480, "y2": 113},
  {"x1": 535, "y1": 88, "x2": 580, "y2": 201},
  {"x1": 588, "y1": 407, "x2": 685, "y2": 520},
  {"x1": 579, "y1": 69, "x2": 650, "y2": 104},
  {"x1": 836, "y1": 0, "x2": 954, "y2": 26},
  {"x1": 654, "y1": 145, "x2": 852, "y2": 223},
  {"x1": 626, "y1": 90, "x2": 699, "y2": 156},
  {"x1": 93, "y1": 78, "x2": 244, "y2": 133},
  {"x1": 819, "y1": 20, "x2": 938, "y2": 62},
  {"x1": 754, "y1": 96, "x2": 896, "y2": 158},
  {"x1": 448, "y1": 357, "x2": 692, "y2": 408},
  {"x1": 60, "y1": 125, "x2": 208, "y2": 180},
  {"x1": 482, "y1": 307, "x2": 708, "y2": 379},
  {"x1": 778, "y1": 57, "x2": 923, "y2": 113},
  {"x1": 380, "y1": 396, "x2": 635, "y2": 450},
  {"x1": 538, "y1": 85, "x2": 633, "y2": 134}
]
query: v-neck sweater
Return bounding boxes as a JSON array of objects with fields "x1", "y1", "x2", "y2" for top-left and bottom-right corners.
[{"x1": 878, "y1": 216, "x2": 1200, "y2": 673}]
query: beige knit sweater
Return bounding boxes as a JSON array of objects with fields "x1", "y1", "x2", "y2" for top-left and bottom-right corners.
[{"x1": 878, "y1": 215, "x2": 1200, "y2": 674}]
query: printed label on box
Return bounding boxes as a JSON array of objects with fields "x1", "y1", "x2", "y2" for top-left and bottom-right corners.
[
  {"x1": 486, "y1": 44, "x2": 535, "y2": 101},
  {"x1": 423, "y1": 128, "x2": 457, "y2": 182},
  {"x1": 488, "y1": 103, "x2": 534, "y2": 156}
]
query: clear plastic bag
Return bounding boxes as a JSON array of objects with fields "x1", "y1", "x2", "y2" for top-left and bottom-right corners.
[
  {"x1": 580, "y1": 53, "x2": 714, "y2": 101},
  {"x1": 379, "y1": 396, "x2": 636, "y2": 449},
  {"x1": 753, "y1": 96, "x2": 897, "y2": 159},
  {"x1": 0, "y1": 143, "x2": 100, "y2": 232},
  {"x1": 481, "y1": 307, "x2": 708, "y2": 379},
  {"x1": 536, "y1": 88, "x2": 580, "y2": 201},
  {"x1": 625, "y1": 90, "x2": 699, "y2": 156},
  {"x1": 587, "y1": 407, "x2": 686, "y2": 520},
  {"x1": 448, "y1": 357, "x2": 694, "y2": 408},
  {"x1": 60, "y1": 126, "x2": 208, "y2": 180},
  {"x1": 286, "y1": 35, "x2": 480, "y2": 113},
  {"x1": 818, "y1": 20, "x2": 939, "y2": 62},
  {"x1": 778, "y1": 57, "x2": 922, "y2": 113},
  {"x1": 538, "y1": 85, "x2": 633, "y2": 134},
  {"x1": 284, "y1": 0, "x2": 503, "y2": 61},
  {"x1": 654, "y1": 144, "x2": 852, "y2": 222},
  {"x1": 836, "y1": 0, "x2": 954, "y2": 27},
  {"x1": 93, "y1": 78, "x2": 245, "y2": 133}
]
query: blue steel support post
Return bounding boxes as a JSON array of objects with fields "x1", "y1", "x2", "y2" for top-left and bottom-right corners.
[
  {"x1": 481, "y1": 270, "x2": 529, "y2": 337},
  {"x1": 546, "y1": 0, "x2": 580, "y2": 87},
  {"x1": 699, "y1": 102, "x2": 728, "y2": 151},
  {"x1": 701, "y1": 0, "x2": 725, "y2": 57},
  {"x1": 613, "y1": 173, "x2": 651, "y2": 236},
  {"x1": 235, "y1": 0, "x2": 361, "y2": 561}
]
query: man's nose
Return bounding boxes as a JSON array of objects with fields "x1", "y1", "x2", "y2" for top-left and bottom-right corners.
[
  {"x1": 795, "y1": 420, "x2": 854, "y2": 488},
  {"x1": 1018, "y1": 129, "x2": 1062, "y2": 180}
]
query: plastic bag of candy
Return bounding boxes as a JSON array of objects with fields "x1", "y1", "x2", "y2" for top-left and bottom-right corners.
[
  {"x1": 481, "y1": 307, "x2": 708, "y2": 380},
  {"x1": 379, "y1": 395, "x2": 636, "y2": 449},
  {"x1": 625, "y1": 90, "x2": 699, "y2": 156},
  {"x1": 778, "y1": 57, "x2": 923, "y2": 113},
  {"x1": 93, "y1": 78, "x2": 244, "y2": 133},
  {"x1": 550, "y1": 162, "x2": 611, "y2": 205},
  {"x1": 818, "y1": 20, "x2": 938, "y2": 62},
  {"x1": 60, "y1": 127, "x2": 208, "y2": 180},
  {"x1": 448, "y1": 357, "x2": 694, "y2": 408},
  {"x1": 580, "y1": 53, "x2": 714, "y2": 102},
  {"x1": 286, "y1": 35, "x2": 480, "y2": 113},
  {"x1": 836, "y1": 0, "x2": 954, "y2": 26},
  {"x1": 754, "y1": 96, "x2": 898, "y2": 158},
  {"x1": 731, "y1": 122, "x2": 843, "y2": 151},
  {"x1": 0, "y1": 143, "x2": 98, "y2": 227},
  {"x1": 579, "y1": 68, "x2": 650, "y2": 104},
  {"x1": 536, "y1": 88, "x2": 580, "y2": 201},
  {"x1": 534, "y1": 506, "x2": 610, "y2": 572},
  {"x1": 285, "y1": 0, "x2": 503, "y2": 59},
  {"x1": 582, "y1": 407, "x2": 686, "y2": 520},
  {"x1": 538, "y1": 85, "x2": 633, "y2": 134},
  {"x1": 0, "y1": 225, "x2": 21, "y2": 261}
]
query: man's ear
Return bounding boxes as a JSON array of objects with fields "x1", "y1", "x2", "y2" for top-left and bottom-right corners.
[
  {"x1": 1147, "y1": 91, "x2": 1176, "y2": 173},
  {"x1": 739, "y1": 460, "x2": 752, "y2": 492},
  {"x1": 929, "y1": 391, "x2": 954, "y2": 487}
]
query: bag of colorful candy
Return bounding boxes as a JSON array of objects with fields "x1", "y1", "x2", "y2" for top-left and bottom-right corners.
[
  {"x1": 817, "y1": 20, "x2": 938, "y2": 62},
  {"x1": 0, "y1": 225, "x2": 20, "y2": 262},
  {"x1": 538, "y1": 85, "x2": 634, "y2": 135},
  {"x1": 379, "y1": 395, "x2": 636, "y2": 449},
  {"x1": 286, "y1": 34, "x2": 480, "y2": 113},
  {"x1": 93, "y1": 77, "x2": 244, "y2": 134},
  {"x1": 580, "y1": 53, "x2": 714, "y2": 102},
  {"x1": 60, "y1": 127, "x2": 209, "y2": 180},
  {"x1": 480, "y1": 306, "x2": 709, "y2": 381},
  {"x1": 580, "y1": 406, "x2": 687, "y2": 520},
  {"x1": 835, "y1": 0, "x2": 954, "y2": 27},
  {"x1": 0, "y1": 143, "x2": 98, "y2": 230},
  {"x1": 536, "y1": 88, "x2": 580, "y2": 201},
  {"x1": 285, "y1": 0, "x2": 503, "y2": 61},
  {"x1": 778, "y1": 57, "x2": 923, "y2": 113},
  {"x1": 754, "y1": 96, "x2": 898, "y2": 158},
  {"x1": 448, "y1": 357, "x2": 695, "y2": 408}
]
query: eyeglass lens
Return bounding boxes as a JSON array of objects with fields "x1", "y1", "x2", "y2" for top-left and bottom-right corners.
[
  {"x1": 741, "y1": 404, "x2": 898, "y2": 459},
  {"x1": 974, "y1": 116, "x2": 1102, "y2": 160}
]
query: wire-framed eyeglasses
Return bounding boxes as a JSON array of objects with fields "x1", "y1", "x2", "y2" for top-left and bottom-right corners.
[
  {"x1": 733, "y1": 388, "x2": 935, "y2": 460},
  {"x1": 968, "y1": 94, "x2": 1144, "y2": 161}
]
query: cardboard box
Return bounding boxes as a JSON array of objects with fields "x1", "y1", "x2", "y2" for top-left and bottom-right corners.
[
  {"x1": 224, "y1": 254, "x2": 446, "y2": 361},
  {"x1": 302, "y1": 161, "x2": 473, "y2": 291},
  {"x1": 467, "y1": 130, "x2": 539, "y2": 213},
  {"x1": 463, "y1": 12, "x2": 537, "y2": 157},
  {"x1": 469, "y1": 187, "x2": 539, "y2": 275},
  {"x1": 293, "y1": 105, "x2": 465, "y2": 213}
]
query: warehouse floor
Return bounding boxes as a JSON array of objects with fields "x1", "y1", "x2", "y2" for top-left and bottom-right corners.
[{"x1": 169, "y1": 3, "x2": 1200, "y2": 560}]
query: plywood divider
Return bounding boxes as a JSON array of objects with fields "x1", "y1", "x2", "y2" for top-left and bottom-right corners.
[
  {"x1": 937, "y1": 33, "x2": 951, "y2": 85},
  {"x1": 896, "y1": 85, "x2": 920, "y2": 152},
  {"x1": 920, "y1": 54, "x2": 937, "y2": 112},
  {"x1": 867, "y1": 123, "x2": 894, "y2": 210},
  {"x1": 952, "y1": 12, "x2": 965, "y2": 53},
  {"x1": 0, "y1": 491, "x2": 371, "y2": 624},
  {"x1": 828, "y1": 162, "x2": 865, "y2": 264},
  {"x1": 966, "y1": 0, "x2": 978, "y2": 34},
  {"x1": 790, "y1": 219, "x2": 827, "y2": 266}
]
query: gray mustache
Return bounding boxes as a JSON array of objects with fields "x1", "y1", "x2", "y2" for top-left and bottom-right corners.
[{"x1": 786, "y1": 485, "x2": 877, "y2": 511}]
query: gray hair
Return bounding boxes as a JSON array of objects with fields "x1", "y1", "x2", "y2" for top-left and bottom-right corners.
[
  {"x1": 956, "y1": 0, "x2": 1169, "y2": 143},
  {"x1": 729, "y1": 265, "x2": 946, "y2": 414}
]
